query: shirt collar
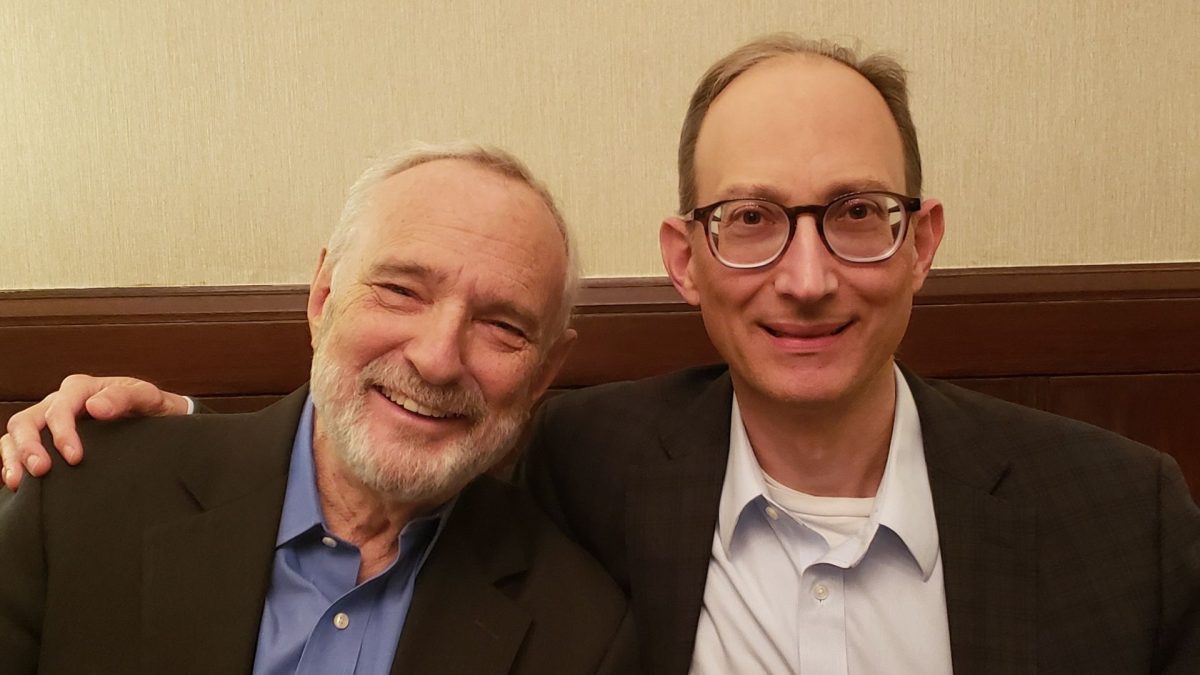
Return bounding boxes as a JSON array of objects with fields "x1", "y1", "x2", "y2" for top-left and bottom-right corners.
[
  {"x1": 277, "y1": 395, "x2": 323, "y2": 546},
  {"x1": 275, "y1": 394, "x2": 455, "y2": 548},
  {"x1": 873, "y1": 365, "x2": 940, "y2": 579},
  {"x1": 717, "y1": 363, "x2": 940, "y2": 579}
]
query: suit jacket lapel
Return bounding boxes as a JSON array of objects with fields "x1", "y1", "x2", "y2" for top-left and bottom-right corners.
[
  {"x1": 391, "y1": 479, "x2": 531, "y2": 675},
  {"x1": 141, "y1": 388, "x2": 306, "y2": 673},
  {"x1": 626, "y1": 372, "x2": 733, "y2": 675},
  {"x1": 905, "y1": 370, "x2": 1037, "y2": 674}
]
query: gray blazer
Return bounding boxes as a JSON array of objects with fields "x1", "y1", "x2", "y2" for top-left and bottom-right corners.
[
  {"x1": 0, "y1": 386, "x2": 636, "y2": 674},
  {"x1": 521, "y1": 364, "x2": 1200, "y2": 674}
]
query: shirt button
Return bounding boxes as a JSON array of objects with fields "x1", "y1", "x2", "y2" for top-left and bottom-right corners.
[
  {"x1": 333, "y1": 612, "x2": 350, "y2": 630},
  {"x1": 813, "y1": 584, "x2": 830, "y2": 601},
  {"x1": 321, "y1": 536, "x2": 337, "y2": 548},
  {"x1": 765, "y1": 506, "x2": 779, "y2": 520}
]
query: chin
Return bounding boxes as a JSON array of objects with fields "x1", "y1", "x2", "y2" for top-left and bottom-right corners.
[
  {"x1": 337, "y1": 410, "x2": 525, "y2": 504},
  {"x1": 738, "y1": 362, "x2": 862, "y2": 408}
]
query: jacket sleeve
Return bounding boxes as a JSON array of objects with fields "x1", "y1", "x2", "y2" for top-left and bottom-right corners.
[
  {"x1": 1156, "y1": 452, "x2": 1200, "y2": 674},
  {"x1": 0, "y1": 477, "x2": 47, "y2": 674}
]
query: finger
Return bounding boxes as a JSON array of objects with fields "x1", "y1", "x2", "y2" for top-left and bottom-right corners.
[
  {"x1": 58, "y1": 373, "x2": 120, "y2": 419},
  {"x1": 24, "y1": 451, "x2": 50, "y2": 477},
  {"x1": 43, "y1": 401, "x2": 84, "y2": 465},
  {"x1": 85, "y1": 378, "x2": 184, "y2": 419},
  {"x1": 6, "y1": 395, "x2": 55, "y2": 476},
  {"x1": 1, "y1": 433, "x2": 26, "y2": 490}
]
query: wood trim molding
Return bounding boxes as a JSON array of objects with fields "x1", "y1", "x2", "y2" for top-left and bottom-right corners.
[{"x1": 3, "y1": 262, "x2": 1199, "y2": 399}]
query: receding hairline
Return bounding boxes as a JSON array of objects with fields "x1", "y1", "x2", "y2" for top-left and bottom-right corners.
[
  {"x1": 325, "y1": 142, "x2": 581, "y2": 340},
  {"x1": 694, "y1": 52, "x2": 909, "y2": 180},
  {"x1": 676, "y1": 33, "x2": 922, "y2": 213}
]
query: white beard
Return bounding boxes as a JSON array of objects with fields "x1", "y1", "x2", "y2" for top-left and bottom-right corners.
[{"x1": 309, "y1": 335, "x2": 529, "y2": 504}]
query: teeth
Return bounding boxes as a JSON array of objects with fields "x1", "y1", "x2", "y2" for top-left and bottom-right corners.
[{"x1": 379, "y1": 388, "x2": 451, "y2": 419}]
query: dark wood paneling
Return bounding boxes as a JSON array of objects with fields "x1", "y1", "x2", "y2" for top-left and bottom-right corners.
[
  {"x1": 3, "y1": 263, "x2": 1199, "y2": 496},
  {"x1": 1043, "y1": 374, "x2": 1200, "y2": 494}
]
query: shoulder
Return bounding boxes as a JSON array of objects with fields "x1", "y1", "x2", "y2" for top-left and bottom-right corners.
[
  {"x1": 536, "y1": 364, "x2": 729, "y2": 434},
  {"x1": 459, "y1": 476, "x2": 626, "y2": 603},
  {"x1": 453, "y1": 476, "x2": 632, "y2": 669},
  {"x1": 912, "y1": 374, "x2": 1155, "y2": 457},
  {"x1": 34, "y1": 392, "x2": 303, "y2": 509},
  {"x1": 907, "y1": 373, "x2": 1172, "y2": 504}
]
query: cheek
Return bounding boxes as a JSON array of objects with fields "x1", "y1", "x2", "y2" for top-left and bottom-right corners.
[
  {"x1": 849, "y1": 250, "x2": 917, "y2": 308},
  {"x1": 694, "y1": 261, "x2": 760, "y2": 311},
  {"x1": 464, "y1": 350, "x2": 540, "y2": 406}
]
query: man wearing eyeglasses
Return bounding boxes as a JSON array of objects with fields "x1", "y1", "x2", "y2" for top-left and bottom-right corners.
[
  {"x1": 518, "y1": 35, "x2": 1198, "y2": 674},
  {"x1": 4, "y1": 34, "x2": 1200, "y2": 674}
]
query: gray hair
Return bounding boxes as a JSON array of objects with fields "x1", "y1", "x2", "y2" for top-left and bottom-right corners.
[
  {"x1": 326, "y1": 141, "x2": 580, "y2": 338},
  {"x1": 677, "y1": 33, "x2": 922, "y2": 213}
]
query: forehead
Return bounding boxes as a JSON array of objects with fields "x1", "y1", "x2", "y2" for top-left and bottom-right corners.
[
  {"x1": 694, "y1": 55, "x2": 907, "y2": 203},
  {"x1": 350, "y1": 159, "x2": 567, "y2": 319}
]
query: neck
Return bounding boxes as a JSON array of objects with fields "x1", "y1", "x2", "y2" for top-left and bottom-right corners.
[
  {"x1": 311, "y1": 427, "x2": 439, "y2": 583},
  {"x1": 734, "y1": 362, "x2": 897, "y2": 498}
]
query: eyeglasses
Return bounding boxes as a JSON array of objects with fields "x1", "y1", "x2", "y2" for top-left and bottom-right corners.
[{"x1": 688, "y1": 191, "x2": 922, "y2": 269}]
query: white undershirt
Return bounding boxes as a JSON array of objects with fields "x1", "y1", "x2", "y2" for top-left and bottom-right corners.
[
  {"x1": 690, "y1": 363, "x2": 953, "y2": 675},
  {"x1": 762, "y1": 473, "x2": 873, "y2": 551}
]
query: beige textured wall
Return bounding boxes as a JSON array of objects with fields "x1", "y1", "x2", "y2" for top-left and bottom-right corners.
[{"x1": 1, "y1": 1, "x2": 1197, "y2": 290}]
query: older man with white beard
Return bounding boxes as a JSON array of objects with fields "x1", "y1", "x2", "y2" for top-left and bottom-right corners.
[{"x1": 0, "y1": 143, "x2": 634, "y2": 675}]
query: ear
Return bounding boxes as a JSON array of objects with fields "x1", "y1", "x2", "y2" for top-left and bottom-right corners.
[
  {"x1": 529, "y1": 328, "x2": 577, "y2": 401},
  {"x1": 307, "y1": 248, "x2": 334, "y2": 348},
  {"x1": 659, "y1": 216, "x2": 702, "y2": 306},
  {"x1": 909, "y1": 199, "x2": 945, "y2": 293}
]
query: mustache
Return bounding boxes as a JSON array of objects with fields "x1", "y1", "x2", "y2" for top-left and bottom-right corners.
[{"x1": 359, "y1": 358, "x2": 488, "y2": 421}]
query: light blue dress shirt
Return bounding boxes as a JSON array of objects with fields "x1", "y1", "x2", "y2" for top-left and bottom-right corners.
[
  {"x1": 252, "y1": 396, "x2": 452, "y2": 675},
  {"x1": 691, "y1": 364, "x2": 953, "y2": 674}
]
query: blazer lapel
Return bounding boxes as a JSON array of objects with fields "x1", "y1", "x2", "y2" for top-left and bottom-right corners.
[
  {"x1": 391, "y1": 480, "x2": 531, "y2": 675},
  {"x1": 906, "y1": 371, "x2": 1037, "y2": 674},
  {"x1": 141, "y1": 389, "x2": 307, "y2": 673},
  {"x1": 626, "y1": 373, "x2": 733, "y2": 675}
]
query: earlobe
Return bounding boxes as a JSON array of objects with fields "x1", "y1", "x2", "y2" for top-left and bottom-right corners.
[
  {"x1": 659, "y1": 217, "x2": 702, "y2": 306},
  {"x1": 910, "y1": 200, "x2": 945, "y2": 292},
  {"x1": 307, "y1": 249, "x2": 334, "y2": 346}
]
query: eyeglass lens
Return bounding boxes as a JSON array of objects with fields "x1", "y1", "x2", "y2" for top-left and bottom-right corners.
[{"x1": 708, "y1": 193, "x2": 906, "y2": 266}]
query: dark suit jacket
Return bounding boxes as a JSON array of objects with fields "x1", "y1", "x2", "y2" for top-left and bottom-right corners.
[
  {"x1": 521, "y1": 364, "x2": 1200, "y2": 674},
  {"x1": 0, "y1": 387, "x2": 635, "y2": 675}
]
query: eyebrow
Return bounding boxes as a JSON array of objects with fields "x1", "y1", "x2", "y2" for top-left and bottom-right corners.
[
  {"x1": 715, "y1": 178, "x2": 898, "y2": 206},
  {"x1": 368, "y1": 261, "x2": 447, "y2": 284}
]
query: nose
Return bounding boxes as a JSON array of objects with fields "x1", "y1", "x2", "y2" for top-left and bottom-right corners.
[
  {"x1": 770, "y1": 215, "x2": 838, "y2": 302},
  {"x1": 403, "y1": 307, "x2": 468, "y2": 387}
]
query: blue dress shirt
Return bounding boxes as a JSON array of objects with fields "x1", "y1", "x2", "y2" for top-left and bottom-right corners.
[{"x1": 252, "y1": 396, "x2": 452, "y2": 675}]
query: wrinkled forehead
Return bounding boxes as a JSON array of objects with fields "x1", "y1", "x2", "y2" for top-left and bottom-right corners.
[
  {"x1": 694, "y1": 55, "x2": 907, "y2": 201},
  {"x1": 351, "y1": 160, "x2": 569, "y2": 316}
]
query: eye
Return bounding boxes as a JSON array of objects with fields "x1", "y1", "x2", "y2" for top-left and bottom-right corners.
[
  {"x1": 846, "y1": 201, "x2": 881, "y2": 220},
  {"x1": 737, "y1": 208, "x2": 763, "y2": 225},
  {"x1": 488, "y1": 319, "x2": 528, "y2": 340},
  {"x1": 380, "y1": 283, "x2": 414, "y2": 297},
  {"x1": 371, "y1": 282, "x2": 422, "y2": 308},
  {"x1": 480, "y1": 318, "x2": 532, "y2": 351},
  {"x1": 723, "y1": 201, "x2": 780, "y2": 228}
]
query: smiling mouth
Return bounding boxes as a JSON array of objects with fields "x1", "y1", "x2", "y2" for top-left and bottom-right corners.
[
  {"x1": 762, "y1": 321, "x2": 852, "y2": 339},
  {"x1": 373, "y1": 385, "x2": 465, "y2": 421}
]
